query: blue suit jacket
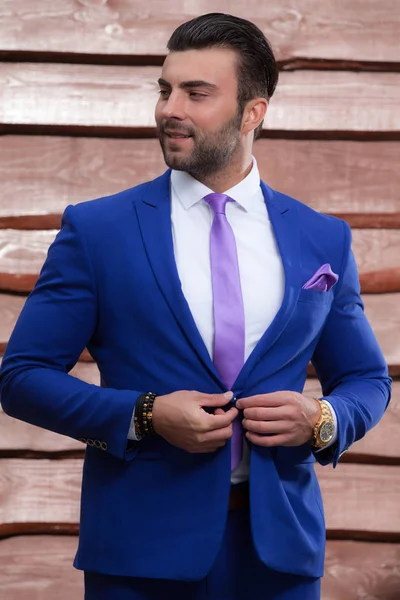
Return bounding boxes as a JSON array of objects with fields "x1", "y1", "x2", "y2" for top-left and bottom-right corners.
[{"x1": 0, "y1": 171, "x2": 391, "y2": 580}]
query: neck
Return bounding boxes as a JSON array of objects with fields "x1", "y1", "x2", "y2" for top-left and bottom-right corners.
[{"x1": 194, "y1": 154, "x2": 253, "y2": 193}]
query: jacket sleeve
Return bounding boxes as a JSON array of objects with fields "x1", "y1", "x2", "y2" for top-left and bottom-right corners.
[
  {"x1": 0, "y1": 205, "x2": 141, "y2": 461},
  {"x1": 311, "y1": 220, "x2": 392, "y2": 467}
]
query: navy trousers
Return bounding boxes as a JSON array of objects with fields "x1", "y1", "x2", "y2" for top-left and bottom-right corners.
[{"x1": 84, "y1": 509, "x2": 320, "y2": 600}]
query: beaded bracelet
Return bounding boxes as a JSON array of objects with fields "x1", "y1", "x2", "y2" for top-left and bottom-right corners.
[{"x1": 134, "y1": 392, "x2": 157, "y2": 438}]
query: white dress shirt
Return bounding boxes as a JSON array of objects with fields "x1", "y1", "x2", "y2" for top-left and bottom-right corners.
[{"x1": 128, "y1": 158, "x2": 337, "y2": 482}]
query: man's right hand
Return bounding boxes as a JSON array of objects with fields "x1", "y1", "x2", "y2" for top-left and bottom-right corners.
[{"x1": 151, "y1": 390, "x2": 238, "y2": 453}]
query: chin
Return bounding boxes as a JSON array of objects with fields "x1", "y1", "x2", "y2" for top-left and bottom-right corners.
[{"x1": 163, "y1": 153, "x2": 190, "y2": 171}]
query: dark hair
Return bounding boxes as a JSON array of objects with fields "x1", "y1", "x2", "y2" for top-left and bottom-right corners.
[{"x1": 167, "y1": 13, "x2": 279, "y2": 138}]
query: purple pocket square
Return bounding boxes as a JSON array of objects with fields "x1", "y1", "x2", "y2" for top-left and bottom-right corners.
[{"x1": 302, "y1": 264, "x2": 338, "y2": 292}]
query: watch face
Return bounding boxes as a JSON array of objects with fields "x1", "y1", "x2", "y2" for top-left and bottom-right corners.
[{"x1": 320, "y1": 422, "x2": 334, "y2": 443}]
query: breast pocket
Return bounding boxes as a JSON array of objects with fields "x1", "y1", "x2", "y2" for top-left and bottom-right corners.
[
  {"x1": 276, "y1": 288, "x2": 334, "y2": 359},
  {"x1": 297, "y1": 288, "x2": 334, "y2": 306}
]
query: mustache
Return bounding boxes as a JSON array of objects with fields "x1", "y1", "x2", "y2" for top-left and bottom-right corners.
[{"x1": 159, "y1": 121, "x2": 195, "y2": 137}]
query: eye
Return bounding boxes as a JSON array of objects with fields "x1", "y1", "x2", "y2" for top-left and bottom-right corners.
[
  {"x1": 158, "y1": 89, "x2": 170, "y2": 97},
  {"x1": 190, "y1": 92, "x2": 207, "y2": 99}
]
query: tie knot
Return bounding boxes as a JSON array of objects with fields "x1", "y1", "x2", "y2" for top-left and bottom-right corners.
[{"x1": 204, "y1": 193, "x2": 232, "y2": 215}]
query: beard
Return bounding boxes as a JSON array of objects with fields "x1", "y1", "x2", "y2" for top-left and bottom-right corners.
[{"x1": 157, "y1": 111, "x2": 242, "y2": 180}]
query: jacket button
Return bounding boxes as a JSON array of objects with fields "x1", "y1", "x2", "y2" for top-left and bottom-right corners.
[
  {"x1": 87, "y1": 439, "x2": 95, "y2": 446},
  {"x1": 101, "y1": 442, "x2": 108, "y2": 451},
  {"x1": 94, "y1": 440, "x2": 101, "y2": 448},
  {"x1": 78, "y1": 438, "x2": 87, "y2": 444}
]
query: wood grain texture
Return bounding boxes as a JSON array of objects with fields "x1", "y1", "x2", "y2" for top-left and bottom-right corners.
[
  {"x1": 0, "y1": 458, "x2": 399, "y2": 537},
  {"x1": 322, "y1": 540, "x2": 400, "y2": 599},
  {"x1": 1, "y1": 136, "x2": 399, "y2": 229},
  {"x1": 1, "y1": 64, "x2": 400, "y2": 133},
  {"x1": 0, "y1": 536, "x2": 83, "y2": 600},
  {"x1": 304, "y1": 381, "x2": 400, "y2": 462},
  {"x1": 0, "y1": 294, "x2": 25, "y2": 354},
  {"x1": 2, "y1": 228, "x2": 399, "y2": 293},
  {"x1": 0, "y1": 459, "x2": 81, "y2": 532},
  {"x1": 315, "y1": 462, "x2": 400, "y2": 538},
  {"x1": 0, "y1": 230, "x2": 56, "y2": 292},
  {"x1": 0, "y1": 536, "x2": 399, "y2": 600},
  {"x1": 255, "y1": 139, "x2": 400, "y2": 217},
  {"x1": 0, "y1": 536, "x2": 82, "y2": 600},
  {"x1": 1, "y1": 1, "x2": 400, "y2": 64},
  {"x1": 363, "y1": 294, "x2": 400, "y2": 368},
  {"x1": 359, "y1": 268, "x2": 400, "y2": 294}
]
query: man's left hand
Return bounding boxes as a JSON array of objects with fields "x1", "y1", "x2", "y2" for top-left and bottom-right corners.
[{"x1": 236, "y1": 392, "x2": 321, "y2": 447}]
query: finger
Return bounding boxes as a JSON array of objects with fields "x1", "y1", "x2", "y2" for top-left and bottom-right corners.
[
  {"x1": 242, "y1": 419, "x2": 290, "y2": 435},
  {"x1": 189, "y1": 427, "x2": 233, "y2": 452},
  {"x1": 236, "y1": 392, "x2": 291, "y2": 410},
  {"x1": 200, "y1": 391, "x2": 233, "y2": 407},
  {"x1": 245, "y1": 432, "x2": 293, "y2": 447},
  {"x1": 206, "y1": 407, "x2": 238, "y2": 430},
  {"x1": 190, "y1": 443, "x2": 226, "y2": 453},
  {"x1": 214, "y1": 408, "x2": 225, "y2": 416},
  {"x1": 203, "y1": 425, "x2": 233, "y2": 442},
  {"x1": 242, "y1": 406, "x2": 289, "y2": 421}
]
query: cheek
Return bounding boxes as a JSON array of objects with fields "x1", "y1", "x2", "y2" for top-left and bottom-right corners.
[
  {"x1": 189, "y1": 114, "x2": 222, "y2": 137},
  {"x1": 154, "y1": 101, "x2": 162, "y2": 123}
]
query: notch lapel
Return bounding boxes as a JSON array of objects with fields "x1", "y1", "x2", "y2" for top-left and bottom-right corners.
[
  {"x1": 235, "y1": 182, "x2": 302, "y2": 390},
  {"x1": 134, "y1": 171, "x2": 222, "y2": 387}
]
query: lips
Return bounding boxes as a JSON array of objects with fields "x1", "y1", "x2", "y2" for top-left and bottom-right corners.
[{"x1": 164, "y1": 130, "x2": 192, "y2": 139}]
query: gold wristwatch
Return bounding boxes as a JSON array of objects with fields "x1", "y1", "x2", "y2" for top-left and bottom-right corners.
[{"x1": 309, "y1": 399, "x2": 335, "y2": 449}]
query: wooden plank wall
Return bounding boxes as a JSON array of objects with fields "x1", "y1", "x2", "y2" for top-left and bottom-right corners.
[{"x1": 0, "y1": 2, "x2": 400, "y2": 598}]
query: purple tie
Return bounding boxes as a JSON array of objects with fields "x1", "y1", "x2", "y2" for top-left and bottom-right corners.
[{"x1": 205, "y1": 193, "x2": 245, "y2": 470}]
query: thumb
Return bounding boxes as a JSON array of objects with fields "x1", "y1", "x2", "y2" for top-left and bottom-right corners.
[{"x1": 200, "y1": 391, "x2": 233, "y2": 407}]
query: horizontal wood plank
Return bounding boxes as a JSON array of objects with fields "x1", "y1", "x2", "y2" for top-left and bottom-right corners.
[
  {"x1": 316, "y1": 462, "x2": 400, "y2": 539},
  {"x1": 0, "y1": 458, "x2": 399, "y2": 538},
  {"x1": 0, "y1": 294, "x2": 25, "y2": 354},
  {"x1": 304, "y1": 380, "x2": 400, "y2": 462},
  {"x1": 0, "y1": 536, "x2": 82, "y2": 599},
  {"x1": 363, "y1": 294, "x2": 400, "y2": 368},
  {"x1": 0, "y1": 230, "x2": 56, "y2": 293},
  {"x1": 1, "y1": 292, "x2": 398, "y2": 365},
  {"x1": 1, "y1": 64, "x2": 400, "y2": 133},
  {"x1": 359, "y1": 267, "x2": 400, "y2": 294},
  {"x1": 1, "y1": 1, "x2": 400, "y2": 65},
  {"x1": 0, "y1": 459, "x2": 81, "y2": 532},
  {"x1": 323, "y1": 540, "x2": 400, "y2": 599},
  {"x1": 0, "y1": 536, "x2": 400, "y2": 599},
  {"x1": 2, "y1": 228, "x2": 399, "y2": 293},
  {"x1": 1, "y1": 137, "x2": 399, "y2": 229}
]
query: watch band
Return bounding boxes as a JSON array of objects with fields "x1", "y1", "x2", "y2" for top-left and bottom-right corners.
[{"x1": 309, "y1": 398, "x2": 335, "y2": 448}]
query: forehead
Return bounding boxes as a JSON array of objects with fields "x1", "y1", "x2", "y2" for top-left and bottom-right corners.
[{"x1": 161, "y1": 48, "x2": 238, "y2": 87}]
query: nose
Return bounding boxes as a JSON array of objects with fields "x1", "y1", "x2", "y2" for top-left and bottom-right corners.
[{"x1": 160, "y1": 91, "x2": 186, "y2": 120}]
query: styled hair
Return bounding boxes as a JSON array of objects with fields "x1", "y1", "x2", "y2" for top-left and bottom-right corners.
[{"x1": 167, "y1": 13, "x2": 279, "y2": 138}]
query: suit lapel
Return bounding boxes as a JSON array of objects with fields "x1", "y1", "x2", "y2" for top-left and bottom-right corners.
[
  {"x1": 134, "y1": 171, "x2": 222, "y2": 386},
  {"x1": 235, "y1": 182, "x2": 302, "y2": 390}
]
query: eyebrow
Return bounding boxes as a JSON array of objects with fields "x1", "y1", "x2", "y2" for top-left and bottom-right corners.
[{"x1": 158, "y1": 78, "x2": 218, "y2": 91}]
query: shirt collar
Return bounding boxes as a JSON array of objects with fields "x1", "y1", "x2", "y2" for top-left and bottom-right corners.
[{"x1": 170, "y1": 157, "x2": 261, "y2": 213}]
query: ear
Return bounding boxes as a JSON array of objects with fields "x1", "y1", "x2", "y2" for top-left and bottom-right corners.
[{"x1": 241, "y1": 98, "x2": 268, "y2": 135}]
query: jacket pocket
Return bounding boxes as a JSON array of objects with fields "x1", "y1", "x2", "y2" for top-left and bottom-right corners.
[{"x1": 298, "y1": 288, "x2": 333, "y2": 305}]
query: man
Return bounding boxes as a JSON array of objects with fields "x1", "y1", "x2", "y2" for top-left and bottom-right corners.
[{"x1": 0, "y1": 12, "x2": 391, "y2": 600}]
